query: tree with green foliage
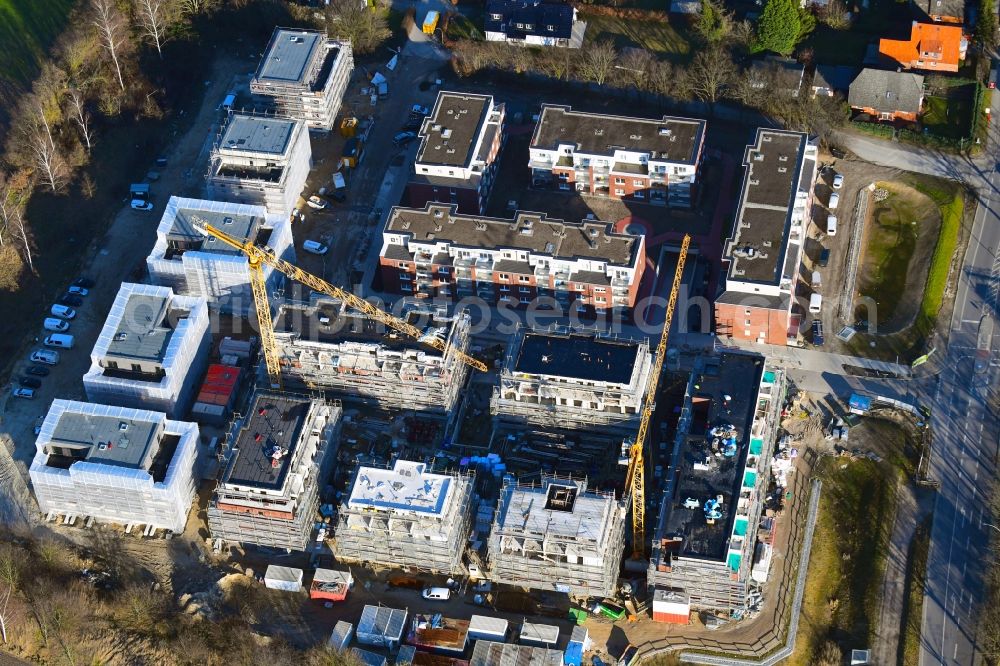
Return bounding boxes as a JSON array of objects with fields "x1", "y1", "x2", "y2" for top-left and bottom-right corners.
[
  {"x1": 695, "y1": 0, "x2": 732, "y2": 44},
  {"x1": 754, "y1": 0, "x2": 801, "y2": 55},
  {"x1": 977, "y1": 0, "x2": 998, "y2": 48}
]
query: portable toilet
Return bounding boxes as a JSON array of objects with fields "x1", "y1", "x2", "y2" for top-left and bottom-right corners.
[{"x1": 422, "y1": 10, "x2": 440, "y2": 34}]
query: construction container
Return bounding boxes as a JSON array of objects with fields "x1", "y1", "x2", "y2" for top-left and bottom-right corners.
[
  {"x1": 310, "y1": 568, "x2": 353, "y2": 601},
  {"x1": 339, "y1": 117, "x2": 358, "y2": 138},
  {"x1": 471, "y1": 641, "x2": 564, "y2": 666},
  {"x1": 190, "y1": 363, "x2": 242, "y2": 425},
  {"x1": 329, "y1": 621, "x2": 353, "y2": 650},
  {"x1": 219, "y1": 336, "x2": 252, "y2": 360},
  {"x1": 351, "y1": 648, "x2": 388, "y2": 666},
  {"x1": 357, "y1": 605, "x2": 407, "y2": 650},
  {"x1": 564, "y1": 626, "x2": 589, "y2": 666},
  {"x1": 519, "y1": 621, "x2": 558, "y2": 647},
  {"x1": 468, "y1": 615, "x2": 508, "y2": 642},
  {"x1": 652, "y1": 588, "x2": 690, "y2": 624},
  {"x1": 422, "y1": 10, "x2": 439, "y2": 34},
  {"x1": 408, "y1": 614, "x2": 469, "y2": 654},
  {"x1": 263, "y1": 565, "x2": 303, "y2": 592}
]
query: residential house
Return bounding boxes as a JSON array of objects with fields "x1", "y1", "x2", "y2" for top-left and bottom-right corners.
[
  {"x1": 811, "y1": 65, "x2": 859, "y2": 97},
  {"x1": 848, "y1": 68, "x2": 925, "y2": 122},
  {"x1": 878, "y1": 21, "x2": 966, "y2": 72},
  {"x1": 918, "y1": 0, "x2": 965, "y2": 23},
  {"x1": 484, "y1": 0, "x2": 586, "y2": 48},
  {"x1": 748, "y1": 56, "x2": 806, "y2": 98}
]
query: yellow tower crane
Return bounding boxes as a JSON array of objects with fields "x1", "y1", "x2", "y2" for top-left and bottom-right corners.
[
  {"x1": 624, "y1": 233, "x2": 691, "y2": 560},
  {"x1": 193, "y1": 219, "x2": 490, "y2": 390}
]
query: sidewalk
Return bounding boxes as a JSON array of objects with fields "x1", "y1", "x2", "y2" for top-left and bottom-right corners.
[{"x1": 714, "y1": 336, "x2": 913, "y2": 377}]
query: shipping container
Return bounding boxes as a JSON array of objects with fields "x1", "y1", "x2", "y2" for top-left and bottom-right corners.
[
  {"x1": 311, "y1": 568, "x2": 353, "y2": 602},
  {"x1": 357, "y1": 605, "x2": 407, "y2": 650},
  {"x1": 519, "y1": 621, "x2": 558, "y2": 647},
  {"x1": 263, "y1": 565, "x2": 303, "y2": 592},
  {"x1": 651, "y1": 588, "x2": 690, "y2": 624},
  {"x1": 329, "y1": 621, "x2": 353, "y2": 651},
  {"x1": 468, "y1": 615, "x2": 508, "y2": 641}
]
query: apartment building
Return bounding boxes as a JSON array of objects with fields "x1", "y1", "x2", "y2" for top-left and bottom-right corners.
[
  {"x1": 405, "y1": 92, "x2": 505, "y2": 215},
  {"x1": 206, "y1": 114, "x2": 311, "y2": 217},
  {"x1": 273, "y1": 296, "x2": 473, "y2": 414},
  {"x1": 529, "y1": 105, "x2": 706, "y2": 208},
  {"x1": 484, "y1": 0, "x2": 587, "y2": 48},
  {"x1": 250, "y1": 28, "x2": 353, "y2": 130},
  {"x1": 487, "y1": 475, "x2": 626, "y2": 598},
  {"x1": 146, "y1": 197, "x2": 295, "y2": 315},
  {"x1": 83, "y1": 283, "x2": 211, "y2": 419},
  {"x1": 379, "y1": 204, "x2": 646, "y2": 315},
  {"x1": 714, "y1": 129, "x2": 817, "y2": 346},
  {"x1": 207, "y1": 392, "x2": 342, "y2": 551},
  {"x1": 492, "y1": 328, "x2": 653, "y2": 432},
  {"x1": 648, "y1": 353, "x2": 784, "y2": 614},
  {"x1": 333, "y1": 459, "x2": 475, "y2": 575},
  {"x1": 29, "y1": 400, "x2": 199, "y2": 533}
]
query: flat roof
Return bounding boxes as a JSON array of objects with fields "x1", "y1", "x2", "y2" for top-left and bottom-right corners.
[
  {"x1": 106, "y1": 293, "x2": 175, "y2": 363},
  {"x1": 531, "y1": 105, "x2": 704, "y2": 164},
  {"x1": 219, "y1": 115, "x2": 296, "y2": 156},
  {"x1": 514, "y1": 332, "x2": 639, "y2": 384},
  {"x1": 224, "y1": 393, "x2": 309, "y2": 490},
  {"x1": 417, "y1": 92, "x2": 492, "y2": 167},
  {"x1": 471, "y1": 641, "x2": 564, "y2": 666},
  {"x1": 347, "y1": 459, "x2": 453, "y2": 516},
  {"x1": 661, "y1": 353, "x2": 764, "y2": 560},
  {"x1": 256, "y1": 29, "x2": 322, "y2": 83},
  {"x1": 724, "y1": 129, "x2": 811, "y2": 285},
  {"x1": 386, "y1": 204, "x2": 638, "y2": 266},
  {"x1": 170, "y1": 206, "x2": 259, "y2": 251},
  {"x1": 495, "y1": 478, "x2": 614, "y2": 544},
  {"x1": 47, "y1": 409, "x2": 160, "y2": 469}
]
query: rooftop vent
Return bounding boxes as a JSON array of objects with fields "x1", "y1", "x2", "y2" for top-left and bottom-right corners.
[
  {"x1": 115, "y1": 332, "x2": 127, "y2": 341},
  {"x1": 589, "y1": 228, "x2": 599, "y2": 237},
  {"x1": 475, "y1": 222, "x2": 487, "y2": 231},
  {"x1": 442, "y1": 128, "x2": 453, "y2": 139},
  {"x1": 119, "y1": 422, "x2": 129, "y2": 431},
  {"x1": 434, "y1": 209, "x2": 444, "y2": 218},
  {"x1": 659, "y1": 128, "x2": 672, "y2": 136},
  {"x1": 629, "y1": 134, "x2": 642, "y2": 141},
  {"x1": 544, "y1": 242, "x2": 555, "y2": 253},
  {"x1": 594, "y1": 128, "x2": 604, "y2": 136},
  {"x1": 778, "y1": 155, "x2": 788, "y2": 162},
  {"x1": 432, "y1": 124, "x2": 442, "y2": 132},
  {"x1": 778, "y1": 167, "x2": 787, "y2": 173},
  {"x1": 763, "y1": 135, "x2": 773, "y2": 142},
  {"x1": 753, "y1": 154, "x2": 764, "y2": 162}
]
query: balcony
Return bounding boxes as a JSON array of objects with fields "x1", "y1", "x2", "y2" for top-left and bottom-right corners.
[{"x1": 528, "y1": 159, "x2": 555, "y2": 170}]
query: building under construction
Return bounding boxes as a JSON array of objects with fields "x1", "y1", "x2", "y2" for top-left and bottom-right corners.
[
  {"x1": 491, "y1": 328, "x2": 652, "y2": 433},
  {"x1": 647, "y1": 352, "x2": 784, "y2": 614},
  {"x1": 250, "y1": 28, "x2": 353, "y2": 131},
  {"x1": 207, "y1": 392, "x2": 342, "y2": 551},
  {"x1": 273, "y1": 296, "x2": 473, "y2": 415},
  {"x1": 332, "y1": 459, "x2": 475, "y2": 575},
  {"x1": 487, "y1": 475, "x2": 626, "y2": 599}
]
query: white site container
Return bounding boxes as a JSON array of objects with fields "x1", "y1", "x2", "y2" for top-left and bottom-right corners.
[
  {"x1": 329, "y1": 620, "x2": 353, "y2": 651},
  {"x1": 263, "y1": 565, "x2": 303, "y2": 592},
  {"x1": 520, "y1": 621, "x2": 559, "y2": 647},
  {"x1": 469, "y1": 614, "x2": 509, "y2": 641}
]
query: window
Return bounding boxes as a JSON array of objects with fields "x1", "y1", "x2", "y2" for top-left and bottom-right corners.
[
  {"x1": 634, "y1": 191, "x2": 644, "y2": 199},
  {"x1": 519, "y1": 286, "x2": 531, "y2": 293},
  {"x1": 499, "y1": 284, "x2": 510, "y2": 292},
  {"x1": 499, "y1": 273, "x2": 510, "y2": 280},
  {"x1": 546, "y1": 24, "x2": 555, "y2": 31},
  {"x1": 633, "y1": 180, "x2": 644, "y2": 186},
  {"x1": 491, "y1": 12, "x2": 502, "y2": 20},
  {"x1": 516, "y1": 22, "x2": 524, "y2": 28},
  {"x1": 615, "y1": 188, "x2": 625, "y2": 196},
  {"x1": 596, "y1": 296, "x2": 606, "y2": 303},
  {"x1": 399, "y1": 262, "x2": 410, "y2": 270},
  {"x1": 615, "y1": 177, "x2": 625, "y2": 185},
  {"x1": 480, "y1": 252, "x2": 490, "y2": 259},
  {"x1": 131, "y1": 364, "x2": 142, "y2": 372},
  {"x1": 400, "y1": 273, "x2": 412, "y2": 281},
  {"x1": 595, "y1": 287, "x2": 606, "y2": 293},
  {"x1": 519, "y1": 275, "x2": 531, "y2": 283},
  {"x1": 400, "y1": 284, "x2": 412, "y2": 292}
]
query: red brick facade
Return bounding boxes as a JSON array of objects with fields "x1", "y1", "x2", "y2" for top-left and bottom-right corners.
[{"x1": 714, "y1": 302, "x2": 790, "y2": 346}]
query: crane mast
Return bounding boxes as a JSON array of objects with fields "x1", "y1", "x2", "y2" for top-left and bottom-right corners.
[
  {"x1": 194, "y1": 221, "x2": 490, "y2": 388},
  {"x1": 626, "y1": 234, "x2": 691, "y2": 559}
]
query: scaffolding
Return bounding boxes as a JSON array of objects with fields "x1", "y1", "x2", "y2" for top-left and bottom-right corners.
[
  {"x1": 207, "y1": 393, "x2": 342, "y2": 551},
  {"x1": 332, "y1": 460, "x2": 475, "y2": 575},
  {"x1": 250, "y1": 29, "x2": 353, "y2": 131},
  {"x1": 491, "y1": 326, "x2": 653, "y2": 433},
  {"x1": 274, "y1": 299, "x2": 473, "y2": 414},
  {"x1": 486, "y1": 475, "x2": 626, "y2": 599}
]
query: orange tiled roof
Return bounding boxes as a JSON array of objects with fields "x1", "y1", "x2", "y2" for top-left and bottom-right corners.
[{"x1": 879, "y1": 21, "x2": 963, "y2": 69}]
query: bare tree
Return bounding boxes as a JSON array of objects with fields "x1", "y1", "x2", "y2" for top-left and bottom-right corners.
[
  {"x1": 579, "y1": 40, "x2": 617, "y2": 86},
  {"x1": 134, "y1": 0, "x2": 179, "y2": 59},
  {"x1": 65, "y1": 88, "x2": 95, "y2": 152},
  {"x1": 178, "y1": 0, "x2": 220, "y2": 13},
  {"x1": 92, "y1": 0, "x2": 131, "y2": 91},
  {"x1": 20, "y1": 104, "x2": 68, "y2": 194},
  {"x1": 617, "y1": 48, "x2": 654, "y2": 91},
  {"x1": 686, "y1": 46, "x2": 736, "y2": 104},
  {"x1": 326, "y1": 0, "x2": 391, "y2": 55},
  {"x1": 11, "y1": 211, "x2": 35, "y2": 274}
]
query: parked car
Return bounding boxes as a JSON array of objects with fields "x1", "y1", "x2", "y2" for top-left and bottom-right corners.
[
  {"x1": 33, "y1": 416, "x2": 44, "y2": 435},
  {"x1": 393, "y1": 131, "x2": 416, "y2": 146},
  {"x1": 19, "y1": 376, "x2": 42, "y2": 389},
  {"x1": 44, "y1": 333, "x2": 74, "y2": 349},
  {"x1": 826, "y1": 215, "x2": 837, "y2": 236},
  {"x1": 12, "y1": 388, "x2": 34, "y2": 399},
  {"x1": 812, "y1": 319, "x2": 825, "y2": 346},
  {"x1": 411, "y1": 104, "x2": 430, "y2": 116},
  {"x1": 306, "y1": 195, "x2": 328, "y2": 210},
  {"x1": 72, "y1": 277, "x2": 95, "y2": 289},
  {"x1": 131, "y1": 199, "x2": 154, "y2": 211},
  {"x1": 26, "y1": 365, "x2": 50, "y2": 377},
  {"x1": 43, "y1": 318, "x2": 70, "y2": 332},
  {"x1": 30, "y1": 350, "x2": 59, "y2": 365},
  {"x1": 67, "y1": 285, "x2": 88, "y2": 296},
  {"x1": 818, "y1": 248, "x2": 831, "y2": 267},
  {"x1": 421, "y1": 587, "x2": 451, "y2": 601},
  {"x1": 828, "y1": 192, "x2": 840, "y2": 209},
  {"x1": 51, "y1": 304, "x2": 76, "y2": 319},
  {"x1": 58, "y1": 294, "x2": 83, "y2": 307},
  {"x1": 303, "y1": 240, "x2": 329, "y2": 255},
  {"x1": 832, "y1": 174, "x2": 844, "y2": 189}
]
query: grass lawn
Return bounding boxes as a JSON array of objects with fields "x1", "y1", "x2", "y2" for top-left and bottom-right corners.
[
  {"x1": 580, "y1": 13, "x2": 692, "y2": 58},
  {"x1": 445, "y1": 12, "x2": 483, "y2": 41},
  {"x1": 804, "y1": 25, "x2": 871, "y2": 67},
  {"x1": 922, "y1": 86, "x2": 975, "y2": 141},
  {"x1": 912, "y1": 182, "x2": 963, "y2": 335},
  {"x1": 0, "y1": 0, "x2": 76, "y2": 119},
  {"x1": 900, "y1": 515, "x2": 931, "y2": 666},
  {"x1": 860, "y1": 188, "x2": 921, "y2": 324},
  {"x1": 791, "y1": 424, "x2": 909, "y2": 664}
]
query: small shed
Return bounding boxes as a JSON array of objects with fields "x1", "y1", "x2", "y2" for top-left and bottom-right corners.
[
  {"x1": 652, "y1": 588, "x2": 690, "y2": 624},
  {"x1": 351, "y1": 648, "x2": 388, "y2": 666},
  {"x1": 519, "y1": 621, "x2": 559, "y2": 647},
  {"x1": 329, "y1": 620, "x2": 353, "y2": 651},
  {"x1": 310, "y1": 568, "x2": 353, "y2": 602},
  {"x1": 356, "y1": 605, "x2": 408, "y2": 651},
  {"x1": 468, "y1": 614, "x2": 508, "y2": 641},
  {"x1": 564, "y1": 626, "x2": 590, "y2": 666},
  {"x1": 263, "y1": 565, "x2": 303, "y2": 592}
]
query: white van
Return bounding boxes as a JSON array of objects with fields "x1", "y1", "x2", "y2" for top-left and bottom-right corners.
[
  {"x1": 421, "y1": 587, "x2": 451, "y2": 601},
  {"x1": 827, "y1": 215, "x2": 837, "y2": 236},
  {"x1": 811, "y1": 271, "x2": 822, "y2": 289},
  {"x1": 828, "y1": 192, "x2": 840, "y2": 210},
  {"x1": 30, "y1": 349, "x2": 60, "y2": 365},
  {"x1": 51, "y1": 304, "x2": 76, "y2": 319},
  {"x1": 303, "y1": 240, "x2": 329, "y2": 255},
  {"x1": 43, "y1": 333, "x2": 75, "y2": 349},
  {"x1": 43, "y1": 318, "x2": 70, "y2": 332},
  {"x1": 809, "y1": 293, "x2": 823, "y2": 314}
]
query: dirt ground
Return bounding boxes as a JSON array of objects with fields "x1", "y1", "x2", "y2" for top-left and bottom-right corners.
[{"x1": 855, "y1": 182, "x2": 941, "y2": 333}]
